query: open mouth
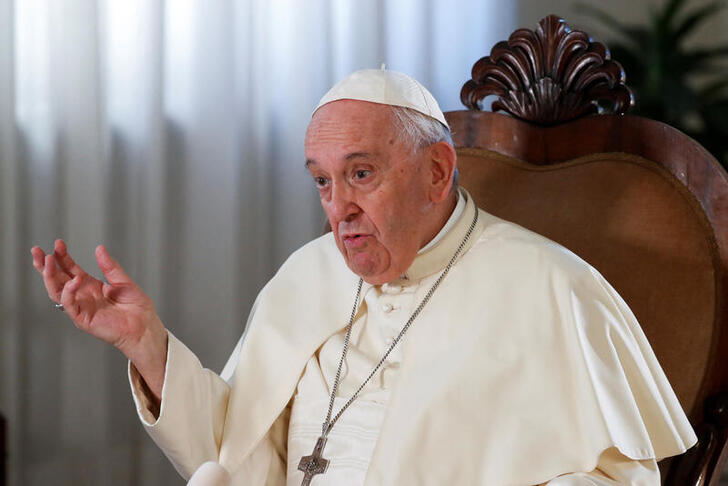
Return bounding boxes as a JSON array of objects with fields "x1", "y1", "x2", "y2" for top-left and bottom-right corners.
[{"x1": 342, "y1": 234, "x2": 370, "y2": 247}]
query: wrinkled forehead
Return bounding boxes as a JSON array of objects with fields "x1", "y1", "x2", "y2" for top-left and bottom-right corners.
[{"x1": 306, "y1": 99, "x2": 399, "y2": 146}]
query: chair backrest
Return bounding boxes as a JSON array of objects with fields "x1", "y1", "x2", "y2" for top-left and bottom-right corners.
[{"x1": 445, "y1": 15, "x2": 728, "y2": 486}]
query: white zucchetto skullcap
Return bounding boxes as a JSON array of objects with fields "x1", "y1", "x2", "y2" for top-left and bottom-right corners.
[{"x1": 314, "y1": 68, "x2": 449, "y2": 129}]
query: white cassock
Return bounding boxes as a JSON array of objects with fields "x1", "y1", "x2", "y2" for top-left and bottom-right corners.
[{"x1": 129, "y1": 188, "x2": 697, "y2": 485}]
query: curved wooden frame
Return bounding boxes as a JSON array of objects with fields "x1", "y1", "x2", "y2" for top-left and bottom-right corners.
[
  {"x1": 460, "y1": 14, "x2": 633, "y2": 125},
  {"x1": 445, "y1": 109, "x2": 728, "y2": 485}
]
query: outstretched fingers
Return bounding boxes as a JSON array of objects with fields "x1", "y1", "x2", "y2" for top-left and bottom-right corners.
[
  {"x1": 31, "y1": 246, "x2": 46, "y2": 272},
  {"x1": 59, "y1": 274, "x2": 83, "y2": 322},
  {"x1": 42, "y1": 254, "x2": 70, "y2": 302},
  {"x1": 95, "y1": 245, "x2": 132, "y2": 285},
  {"x1": 54, "y1": 239, "x2": 85, "y2": 278}
]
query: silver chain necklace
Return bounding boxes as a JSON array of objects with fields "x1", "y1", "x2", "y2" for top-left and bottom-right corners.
[{"x1": 298, "y1": 208, "x2": 479, "y2": 485}]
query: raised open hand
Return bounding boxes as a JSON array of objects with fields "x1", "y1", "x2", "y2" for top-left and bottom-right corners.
[{"x1": 31, "y1": 240, "x2": 168, "y2": 399}]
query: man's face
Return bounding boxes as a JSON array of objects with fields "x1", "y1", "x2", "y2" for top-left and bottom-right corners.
[{"x1": 305, "y1": 100, "x2": 436, "y2": 285}]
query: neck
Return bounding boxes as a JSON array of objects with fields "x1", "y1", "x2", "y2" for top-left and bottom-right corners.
[{"x1": 418, "y1": 189, "x2": 458, "y2": 249}]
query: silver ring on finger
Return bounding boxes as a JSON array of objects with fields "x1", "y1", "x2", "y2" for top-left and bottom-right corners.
[{"x1": 54, "y1": 303, "x2": 65, "y2": 311}]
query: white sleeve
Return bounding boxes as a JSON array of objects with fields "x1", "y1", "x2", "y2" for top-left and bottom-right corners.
[
  {"x1": 542, "y1": 447, "x2": 660, "y2": 485},
  {"x1": 128, "y1": 330, "x2": 231, "y2": 480},
  {"x1": 220, "y1": 294, "x2": 261, "y2": 382}
]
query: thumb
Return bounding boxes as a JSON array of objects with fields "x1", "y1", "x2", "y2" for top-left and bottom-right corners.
[{"x1": 95, "y1": 245, "x2": 133, "y2": 285}]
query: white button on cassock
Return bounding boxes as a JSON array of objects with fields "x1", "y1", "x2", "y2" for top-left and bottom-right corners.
[{"x1": 382, "y1": 303, "x2": 394, "y2": 313}]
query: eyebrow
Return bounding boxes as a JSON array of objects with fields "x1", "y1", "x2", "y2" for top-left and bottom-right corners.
[
  {"x1": 304, "y1": 152, "x2": 375, "y2": 169},
  {"x1": 345, "y1": 151, "x2": 374, "y2": 161}
]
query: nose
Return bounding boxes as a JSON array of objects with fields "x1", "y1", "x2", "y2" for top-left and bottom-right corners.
[{"x1": 327, "y1": 182, "x2": 361, "y2": 224}]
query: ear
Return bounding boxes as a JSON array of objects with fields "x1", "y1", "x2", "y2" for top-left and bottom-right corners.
[{"x1": 426, "y1": 141, "x2": 457, "y2": 203}]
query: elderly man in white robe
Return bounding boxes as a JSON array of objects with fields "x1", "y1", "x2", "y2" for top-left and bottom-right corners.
[{"x1": 32, "y1": 69, "x2": 696, "y2": 485}]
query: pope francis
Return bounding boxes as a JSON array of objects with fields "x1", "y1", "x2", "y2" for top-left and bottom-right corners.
[{"x1": 31, "y1": 69, "x2": 697, "y2": 485}]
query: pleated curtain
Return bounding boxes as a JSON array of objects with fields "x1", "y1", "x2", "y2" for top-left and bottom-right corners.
[{"x1": 0, "y1": 0, "x2": 513, "y2": 483}]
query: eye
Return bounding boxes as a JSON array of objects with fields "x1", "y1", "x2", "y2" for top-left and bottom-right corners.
[
  {"x1": 353, "y1": 169, "x2": 371, "y2": 180},
  {"x1": 313, "y1": 176, "x2": 329, "y2": 188}
]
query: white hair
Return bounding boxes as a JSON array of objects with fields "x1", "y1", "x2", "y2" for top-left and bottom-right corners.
[
  {"x1": 390, "y1": 105, "x2": 458, "y2": 186},
  {"x1": 390, "y1": 105, "x2": 453, "y2": 149}
]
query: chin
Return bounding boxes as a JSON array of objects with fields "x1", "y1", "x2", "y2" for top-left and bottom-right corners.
[
  {"x1": 348, "y1": 261, "x2": 378, "y2": 279},
  {"x1": 346, "y1": 258, "x2": 384, "y2": 283},
  {"x1": 341, "y1": 247, "x2": 401, "y2": 284}
]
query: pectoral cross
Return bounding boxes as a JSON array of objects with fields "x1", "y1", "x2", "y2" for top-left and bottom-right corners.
[{"x1": 298, "y1": 436, "x2": 330, "y2": 486}]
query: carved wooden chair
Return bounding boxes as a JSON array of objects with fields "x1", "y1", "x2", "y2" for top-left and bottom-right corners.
[{"x1": 445, "y1": 15, "x2": 728, "y2": 486}]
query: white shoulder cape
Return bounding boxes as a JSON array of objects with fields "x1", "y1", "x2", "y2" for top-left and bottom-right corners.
[{"x1": 217, "y1": 194, "x2": 696, "y2": 485}]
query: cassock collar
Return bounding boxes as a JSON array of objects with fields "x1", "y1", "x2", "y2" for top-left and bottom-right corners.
[{"x1": 389, "y1": 187, "x2": 479, "y2": 286}]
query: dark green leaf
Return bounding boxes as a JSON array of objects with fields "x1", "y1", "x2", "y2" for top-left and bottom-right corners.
[
  {"x1": 678, "y1": 46, "x2": 728, "y2": 72},
  {"x1": 608, "y1": 45, "x2": 645, "y2": 77},
  {"x1": 691, "y1": 46, "x2": 728, "y2": 58},
  {"x1": 660, "y1": 0, "x2": 689, "y2": 27},
  {"x1": 698, "y1": 100, "x2": 728, "y2": 165},
  {"x1": 698, "y1": 77, "x2": 728, "y2": 100},
  {"x1": 661, "y1": 77, "x2": 698, "y2": 122},
  {"x1": 702, "y1": 99, "x2": 728, "y2": 132},
  {"x1": 576, "y1": 0, "x2": 728, "y2": 166},
  {"x1": 574, "y1": 3, "x2": 646, "y2": 44},
  {"x1": 670, "y1": 1, "x2": 726, "y2": 44}
]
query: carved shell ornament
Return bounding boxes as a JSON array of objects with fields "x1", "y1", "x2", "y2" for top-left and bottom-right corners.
[{"x1": 460, "y1": 15, "x2": 634, "y2": 125}]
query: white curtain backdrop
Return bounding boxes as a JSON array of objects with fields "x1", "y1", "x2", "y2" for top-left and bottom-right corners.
[{"x1": 0, "y1": 0, "x2": 516, "y2": 483}]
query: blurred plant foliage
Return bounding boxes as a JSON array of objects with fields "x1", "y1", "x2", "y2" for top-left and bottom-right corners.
[{"x1": 579, "y1": 0, "x2": 728, "y2": 168}]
